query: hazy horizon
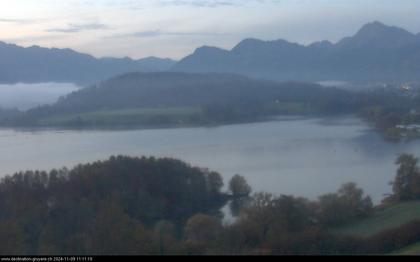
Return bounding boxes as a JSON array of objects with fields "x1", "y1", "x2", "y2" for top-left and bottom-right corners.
[
  {"x1": 0, "y1": 82, "x2": 80, "y2": 110},
  {"x1": 1, "y1": 0, "x2": 420, "y2": 60}
]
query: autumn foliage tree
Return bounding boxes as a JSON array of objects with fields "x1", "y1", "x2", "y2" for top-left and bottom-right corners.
[
  {"x1": 229, "y1": 174, "x2": 252, "y2": 197},
  {"x1": 392, "y1": 154, "x2": 420, "y2": 201},
  {"x1": 0, "y1": 156, "x2": 229, "y2": 255}
]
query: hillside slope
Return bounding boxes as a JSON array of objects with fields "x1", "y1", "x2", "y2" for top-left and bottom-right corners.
[
  {"x1": 0, "y1": 42, "x2": 176, "y2": 85},
  {"x1": 3, "y1": 72, "x2": 354, "y2": 127},
  {"x1": 173, "y1": 21, "x2": 420, "y2": 83},
  {"x1": 332, "y1": 201, "x2": 420, "y2": 237}
]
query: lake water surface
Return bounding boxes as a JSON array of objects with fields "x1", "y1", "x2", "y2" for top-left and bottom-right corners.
[{"x1": 0, "y1": 116, "x2": 419, "y2": 203}]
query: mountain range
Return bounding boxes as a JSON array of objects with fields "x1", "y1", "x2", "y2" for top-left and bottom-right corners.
[
  {"x1": 1, "y1": 21, "x2": 420, "y2": 85},
  {"x1": 0, "y1": 42, "x2": 176, "y2": 85},
  {"x1": 173, "y1": 21, "x2": 420, "y2": 83}
]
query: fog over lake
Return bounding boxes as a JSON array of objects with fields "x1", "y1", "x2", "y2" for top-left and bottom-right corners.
[
  {"x1": 0, "y1": 83, "x2": 80, "y2": 110},
  {"x1": 0, "y1": 116, "x2": 418, "y2": 203}
]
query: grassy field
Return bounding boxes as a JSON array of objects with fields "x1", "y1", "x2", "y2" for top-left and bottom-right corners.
[
  {"x1": 393, "y1": 242, "x2": 420, "y2": 255},
  {"x1": 331, "y1": 201, "x2": 420, "y2": 238},
  {"x1": 37, "y1": 107, "x2": 203, "y2": 127},
  {"x1": 264, "y1": 102, "x2": 310, "y2": 114}
]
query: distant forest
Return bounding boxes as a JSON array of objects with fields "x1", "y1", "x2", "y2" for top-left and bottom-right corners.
[{"x1": 2, "y1": 72, "x2": 420, "y2": 136}]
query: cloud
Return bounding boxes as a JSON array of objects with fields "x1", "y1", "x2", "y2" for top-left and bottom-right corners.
[
  {"x1": 0, "y1": 18, "x2": 44, "y2": 25},
  {"x1": 111, "y1": 0, "x2": 253, "y2": 9},
  {"x1": 130, "y1": 30, "x2": 162, "y2": 38},
  {"x1": 46, "y1": 22, "x2": 109, "y2": 33},
  {"x1": 5, "y1": 34, "x2": 68, "y2": 43},
  {"x1": 157, "y1": 0, "x2": 237, "y2": 8},
  {"x1": 69, "y1": 0, "x2": 285, "y2": 10},
  {"x1": 0, "y1": 18, "x2": 24, "y2": 23},
  {"x1": 155, "y1": 0, "x2": 286, "y2": 8},
  {"x1": 108, "y1": 30, "x2": 226, "y2": 38}
]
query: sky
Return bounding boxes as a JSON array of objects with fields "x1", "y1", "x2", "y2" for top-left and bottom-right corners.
[{"x1": 1, "y1": 0, "x2": 420, "y2": 60}]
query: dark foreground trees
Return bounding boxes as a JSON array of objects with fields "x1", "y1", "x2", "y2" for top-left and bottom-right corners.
[
  {"x1": 391, "y1": 154, "x2": 420, "y2": 201},
  {"x1": 317, "y1": 183, "x2": 373, "y2": 226},
  {"x1": 0, "y1": 154, "x2": 420, "y2": 255},
  {"x1": 229, "y1": 174, "x2": 252, "y2": 197},
  {"x1": 0, "y1": 156, "x2": 228, "y2": 255}
]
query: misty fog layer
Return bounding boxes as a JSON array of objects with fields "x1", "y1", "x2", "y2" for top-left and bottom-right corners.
[{"x1": 0, "y1": 83, "x2": 80, "y2": 110}]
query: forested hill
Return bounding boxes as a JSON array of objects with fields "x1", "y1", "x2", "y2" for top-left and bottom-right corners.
[
  {"x1": 0, "y1": 41, "x2": 176, "y2": 85},
  {"x1": 2, "y1": 72, "x2": 359, "y2": 127},
  {"x1": 46, "y1": 72, "x2": 342, "y2": 112},
  {"x1": 4, "y1": 71, "x2": 417, "y2": 129}
]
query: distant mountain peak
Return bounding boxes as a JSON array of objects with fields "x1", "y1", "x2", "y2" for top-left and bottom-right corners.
[
  {"x1": 234, "y1": 38, "x2": 264, "y2": 46},
  {"x1": 356, "y1": 21, "x2": 413, "y2": 38},
  {"x1": 337, "y1": 21, "x2": 418, "y2": 48},
  {"x1": 356, "y1": 21, "x2": 412, "y2": 36},
  {"x1": 231, "y1": 38, "x2": 263, "y2": 52},
  {"x1": 0, "y1": 41, "x2": 177, "y2": 85},
  {"x1": 309, "y1": 40, "x2": 333, "y2": 48},
  {"x1": 139, "y1": 56, "x2": 177, "y2": 63},
  {"x1": 173, "y1": 21, "x2": 420, "y2": 82},
  {"x1": 231, "y1": 38, "x2": 301, "y2": 55},
  {"x1": 0, "y1": 41, "x2": 16, "y2": 48},
  {"x1": 193, "y1": 45, "x2": 228, "y2": 56},
  {"x1": 359, "y1": 21, "x2": 388, "y2": 30},
  {"x1": 195, "y1": 45, "x2": 225, "y2": 51},
  {"x1": 29, "y1": 45, "x2": 42, "y2": 49}
]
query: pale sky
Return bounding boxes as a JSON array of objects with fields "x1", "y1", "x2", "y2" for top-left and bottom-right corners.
[{"x1": 1, "y1": 0, "x2": 420, "y2": 60}]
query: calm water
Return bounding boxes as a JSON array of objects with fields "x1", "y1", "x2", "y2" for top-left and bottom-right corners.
[{"x1": 0, "y1": 116, "x2": 419, "y2": 203}]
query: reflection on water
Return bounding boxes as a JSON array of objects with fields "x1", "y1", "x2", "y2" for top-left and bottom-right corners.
[{"x1": 0, "y1": 116, "x2": 418, "y2": 203}]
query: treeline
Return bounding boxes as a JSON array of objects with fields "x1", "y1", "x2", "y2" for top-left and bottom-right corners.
[
  {"x1": 2, "y1": 72, "x2": 420, "y2": 131},
  {"x1": 0, "y1": 73, "x2": 360, "y2": 127},
  {"x1": 37, "y1": 73, "x2": 354, "y2": 115},
  {"x1": 0, "y1": 107, "x2": 20, "y2": 121},
  {"x1": 0, "y1": 156, "x2": 232, "y2": 255},
  {"x1": 4, "y1": 74, "x2": 420, "y2": 132},
  {"x1": 357, "y1": 88, "x2": 420, "y2": 140},
  {"x1": 1, "y1": 154, "x2": 420, "y2": 255}
]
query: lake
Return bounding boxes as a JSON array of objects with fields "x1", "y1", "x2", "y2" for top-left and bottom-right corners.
[{"x1": 0, "y1": 116, "x2": 419, "y2": 203}]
